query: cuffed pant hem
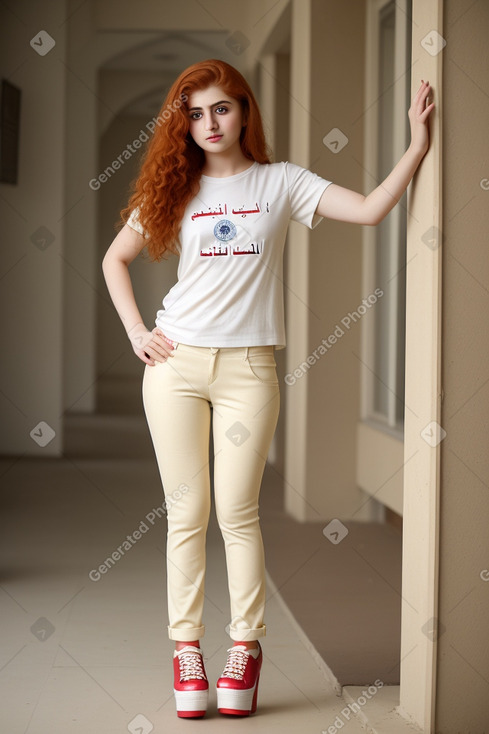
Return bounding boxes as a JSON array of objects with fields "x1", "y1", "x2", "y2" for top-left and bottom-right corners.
[
  {"x1": 168, "y1": 625, "x2": 205, "y2": 641},
  {"x1": 228, "y1": 624, "x2": 266, "y2": 642}
]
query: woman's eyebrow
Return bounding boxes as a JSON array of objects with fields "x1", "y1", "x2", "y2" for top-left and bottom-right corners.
[{"x1": 188, "y1": 100, "x2": 233, "y2": 111}]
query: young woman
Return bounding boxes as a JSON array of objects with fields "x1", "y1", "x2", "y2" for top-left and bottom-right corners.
[{"x1": 102, "y1": 58, "x2": 434, "y2": 719}]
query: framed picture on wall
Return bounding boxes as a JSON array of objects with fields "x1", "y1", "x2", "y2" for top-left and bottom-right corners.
[{"x1": 0, "y1": 79, "x2": 21, "y2": 184}]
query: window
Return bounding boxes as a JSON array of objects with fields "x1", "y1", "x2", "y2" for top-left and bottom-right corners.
[{"x1": 362, "y1": 0, "x2": 412, "y2": 436}]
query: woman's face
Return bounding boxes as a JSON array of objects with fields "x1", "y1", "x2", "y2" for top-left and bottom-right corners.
[{"x1": 187, "y1": 85, "x2": 246, "y2": 155}]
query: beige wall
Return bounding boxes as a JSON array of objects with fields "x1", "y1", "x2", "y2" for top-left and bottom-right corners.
[
  {"x1": 436, "y1": 0, "x2": 489, "y2": 728},
  {"x1": 0, "y1": 0, "x2": 67, "y2": 456}
]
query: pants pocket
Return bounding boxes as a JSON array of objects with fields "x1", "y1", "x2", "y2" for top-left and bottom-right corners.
[{"x1": 244, "y1": 352, "x2": 279, "y2": 385}]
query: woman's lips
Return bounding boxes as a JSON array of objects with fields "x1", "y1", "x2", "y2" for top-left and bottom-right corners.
[{"x1": 206, "y1": 135, "x2": 222, "y2": 142}]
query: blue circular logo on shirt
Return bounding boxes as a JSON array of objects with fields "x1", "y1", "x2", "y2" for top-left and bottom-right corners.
[{"x1": 214, "y1": 219, "x2": 237, "y2": 241}]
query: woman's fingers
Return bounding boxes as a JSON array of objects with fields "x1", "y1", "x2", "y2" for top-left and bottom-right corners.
[
  {"x1": 132, "y1": 327, "x2": 176, "y2": 365},
  {"x1": 414, "y1": 80, "x2": 426, "y2": 101},
  {"x1": 141, "y1": 345, "x2": 167, "y2": 365},
  {"x1": 411, "y1": 81, "x2": 434, "y2": 120},
  {"x1": 414, "y1": 80, "x2": 430, "y2": 104},
  {"x1": 144, "y1": 331, "x2": 175, "y2": 362},
  {"x1": 419, "y1": 101, "x2": 435, "y2": 122},
  {"x1": 420, "y1": 84, "x2": 431, "y2": 107},
  {"x1": 152, "y1": 328, "x2": 176, "y2": 354}
]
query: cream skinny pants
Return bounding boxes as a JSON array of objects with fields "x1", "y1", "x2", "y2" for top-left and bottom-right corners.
[{"x1": 142, "y1": 342, "x2": 280, "y2": 642}]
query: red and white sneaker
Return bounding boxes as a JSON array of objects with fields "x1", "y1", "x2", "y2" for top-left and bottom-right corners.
[
  {"x1": 216, "y1": 641, "x2": 262, "y2": 715},
  {"x1": 173, "y1": 645, "x2": 208, "y2": 718}
]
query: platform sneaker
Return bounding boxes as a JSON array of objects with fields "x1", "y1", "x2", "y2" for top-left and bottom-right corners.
[
  {"x1": 173, "y1": 645, "x2": 208, "y2": 718},
  {"x1": 216, "y1": 641, "x2": 262, "y2": 715}
]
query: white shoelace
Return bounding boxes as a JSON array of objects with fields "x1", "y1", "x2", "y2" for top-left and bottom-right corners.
[
  {"x1": 221, "y1": 646, "x2": 251, "y2": 680},
  {"x1": 177, "y1": 650, "x2": 206, "y2": 682}
]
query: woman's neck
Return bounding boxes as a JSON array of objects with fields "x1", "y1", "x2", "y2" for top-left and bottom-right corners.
[{"x1": 201, "y1": 152, "x2": 254, "y2": 178}]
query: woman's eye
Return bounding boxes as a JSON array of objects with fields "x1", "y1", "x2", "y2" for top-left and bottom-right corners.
[{"x1": 190, "y1": 107, "x2": 228, "y2": 120}]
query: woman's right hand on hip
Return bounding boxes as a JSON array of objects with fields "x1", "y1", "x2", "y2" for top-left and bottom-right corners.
[{"x1": 128, "y1": 323, "x2": 176, "y2": 366}]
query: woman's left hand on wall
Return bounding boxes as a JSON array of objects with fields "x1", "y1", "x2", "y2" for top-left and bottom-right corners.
[{"x1": 408, "y1": 80, "x2": 435, "y2": 158}]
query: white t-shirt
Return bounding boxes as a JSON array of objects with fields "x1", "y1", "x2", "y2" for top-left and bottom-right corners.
[{"x1": 127, "y1": 160, "x2": 332, "y2": 350}]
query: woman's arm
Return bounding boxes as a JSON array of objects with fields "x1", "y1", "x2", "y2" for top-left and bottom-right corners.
[
  {"x1": 315, "y1": 80, "x2": 435, "y2": 226},
  {"x1": 102, "y1": 224, "x2": 174, "y2": 365}
]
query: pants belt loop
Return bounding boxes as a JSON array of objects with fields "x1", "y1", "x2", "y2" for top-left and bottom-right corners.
[{"x1": 244, "y1": 346, "x2": 249, "y2": 361}]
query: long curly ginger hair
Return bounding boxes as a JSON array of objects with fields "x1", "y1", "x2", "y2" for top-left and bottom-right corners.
[{"x1": 119, "y1": 59, "x2": 273, "y2": 262}]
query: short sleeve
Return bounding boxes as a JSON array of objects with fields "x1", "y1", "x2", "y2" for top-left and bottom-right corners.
[
  {"x1": 285, "y1": 161, "x2": 333, "y2": 229},
  {"x1": 126, "y1": 207, "x2": 147, "y2": 237}
]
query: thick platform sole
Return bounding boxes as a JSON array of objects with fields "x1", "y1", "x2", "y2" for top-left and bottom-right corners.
[
  {"x1": 174, "y1": 687, "x2": 208, "y2": 718},
  {"x1": 216, "y1": 674, "x2": 260, "y2": 716}
]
